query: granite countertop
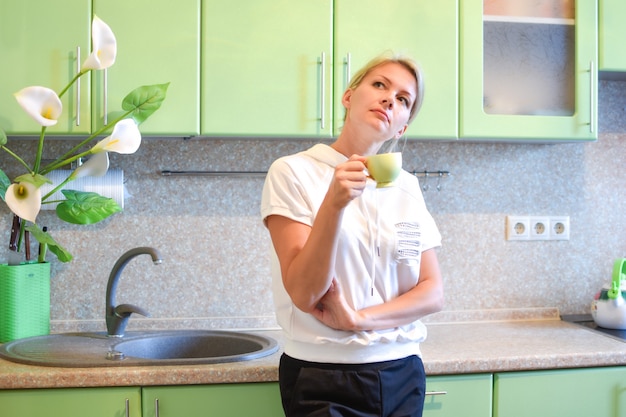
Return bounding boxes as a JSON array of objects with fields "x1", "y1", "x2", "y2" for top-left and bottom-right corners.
[{"x1": 1, "y1": 318, "x2": 626, "y2": 390}]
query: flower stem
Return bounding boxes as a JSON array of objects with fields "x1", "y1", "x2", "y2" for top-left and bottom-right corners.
[
  {"x1": 1, "y1": 145, "x2": 33, "y2": 173},
  {"x1": 40, "y1": 149, "x2": 93, "y2": 176},
  {"x1": 33, "y1": 127, "x2": 47, "y2": 173},
  {"x1": 41, "y1": 175, "x2": 73, "y2": 202},
  {"x1": 40, "y1": 111, "x2": 133, "y2": 175},
  {"x1": 58, "y1": 71, "x2": 86, "y2": 98}
]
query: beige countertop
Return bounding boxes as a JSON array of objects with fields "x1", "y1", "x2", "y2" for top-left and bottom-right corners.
[{"x1": 1, "y1": 318, "x2": 625, "y2": 390}]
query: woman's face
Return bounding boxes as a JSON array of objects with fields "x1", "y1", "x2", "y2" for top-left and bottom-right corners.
[{"x1": 342, "y1": 62, "x2": 417, "y2": 140}]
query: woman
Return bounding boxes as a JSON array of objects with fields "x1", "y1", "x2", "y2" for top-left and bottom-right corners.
[{"x1": 261, "y1": 54, "x2": 444, "y2": 417}]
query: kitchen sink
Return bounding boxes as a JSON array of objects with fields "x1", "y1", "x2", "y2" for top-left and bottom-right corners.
[{"x1": 0, "y1": 330, "x2": 279, "y2": 367}]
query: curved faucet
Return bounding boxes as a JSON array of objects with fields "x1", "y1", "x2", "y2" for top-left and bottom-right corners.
[{"x1": 106, "y1": 247, "x2": 162, "y2": 337}]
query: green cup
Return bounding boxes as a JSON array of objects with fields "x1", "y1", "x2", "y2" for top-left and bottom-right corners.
[{"x1": 366, "y1": 152, "x2": 402, "y2": 188}]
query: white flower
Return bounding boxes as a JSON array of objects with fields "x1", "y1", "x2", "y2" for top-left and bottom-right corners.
[
  {"x1": 71, "y1": 152, "x2": 110, "y2": 179},
  {"x1": 81, "y1": 16, "x2": 117, "y2": 71},
  {"x1": 5, "y1": 182, "x2": 41, "y2": 223},
  {"x1": 91, "y1": 119, "x2": 141, "y2": 154},
  {"x1": 14, "y1": 86, "x2": 62, "y2": 127}
]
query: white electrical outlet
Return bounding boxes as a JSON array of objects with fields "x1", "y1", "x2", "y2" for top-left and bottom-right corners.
[
  {"x1": 529, "y1": 217, "x2": 550, "y2": 240},
  {"x1": 506, "y1": 216, "x2": 530, "y2": 240},
  {"x1": 549, "y1": 216, "x2": 570, "y2": 240}
]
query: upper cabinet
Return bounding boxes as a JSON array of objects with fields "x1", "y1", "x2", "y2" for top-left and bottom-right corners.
[
  {"x1": 93, "y1": 0, "x2": 200, "y2": 136},
  {"x1": 200, "y1": 0, "x2": 332, "y2": 137},
  {"x1": 460, "y1": 0, "x2": 597, "y2": 142},
  {"x1": 599, "y1": 0, "x2": 626, "y2": 71},
  {"x1": 200, "y1": 0, "x2": 458, "y2": 139},
  {"x1": 333, "y1": 0, "x2": 458, "y2": 140},
  {"x1": 0, "y1": 0, "x2": 199, "y2": 137},
  {"x1": 0, "y1": 0, "x2": 92, "y2": 135}
]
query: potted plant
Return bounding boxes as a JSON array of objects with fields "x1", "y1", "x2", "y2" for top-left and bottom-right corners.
[{"x1": 0, "y1": 16, "x2": 168, "y2": 341}]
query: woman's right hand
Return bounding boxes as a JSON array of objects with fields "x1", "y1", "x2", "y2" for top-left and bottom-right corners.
[{"x1": 327, "y1": 154, "x2": 368, "y2": 209}]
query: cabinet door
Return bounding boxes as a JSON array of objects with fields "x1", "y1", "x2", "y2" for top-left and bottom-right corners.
[
  {"x1": 142, "y1": 383, "x2": 284, "y2": 417},
  {"x1": 494, "y1": 367, "x2": 626, "y2": 417},
  {"x1": 424, "y1": 374, "x2": 492, "y2": 417},
  {"x1": 599, "y1": 0, "x2": 626, "y2": 71},
  {"x1": 460, "y1": 0, "x2": 597, "y2": 142},
  {"x1": 334, "y1": 0, "x2": 458, "y2": 140},
  {"x1": 0, "y1": 0, "x2": 92, "y2": 135},
  {"x1": 200, "y1": 0, "x2": 332, "y2": 137},
  {"x1": 0, "y1": 387, "x2": 141, "y2": 417},
  {"x1": 93, "y1": 0, "x2": 200, "y2": 136}
]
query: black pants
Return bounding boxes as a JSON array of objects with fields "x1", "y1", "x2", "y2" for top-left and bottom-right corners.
[{"x1": 279, "y1": 353, "x2": 426, "y2": 417}]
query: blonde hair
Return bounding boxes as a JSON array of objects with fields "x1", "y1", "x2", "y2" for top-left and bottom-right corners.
[{"x1": 346, "y1": 53, "x2": 425, "y2": 124}]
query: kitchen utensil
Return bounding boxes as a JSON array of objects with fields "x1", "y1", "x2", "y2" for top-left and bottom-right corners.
[
  {"x1": 591, "y1": 258, "x2": 626, "y2": 330},
  {"x1": 8, "y1": 215, "x2": 22, "y2": 265}
]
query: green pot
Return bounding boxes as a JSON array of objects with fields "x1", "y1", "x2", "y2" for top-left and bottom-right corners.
[{"x1": 0, "y1": 262, "x2": 51, "y2": 342}]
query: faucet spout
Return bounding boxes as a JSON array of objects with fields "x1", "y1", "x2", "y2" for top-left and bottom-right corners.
[{"x1": 106, "y1": 247, "x2": 162, "y2": 337}]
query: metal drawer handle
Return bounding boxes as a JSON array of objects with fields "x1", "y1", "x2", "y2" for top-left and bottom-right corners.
[
  {"x1": 589, "y1": 60, "x2": 595, "y2": 134},
  {"x1": 76, "y1": 46, "x2": 81, "y2": 126},
  {"x1": 104, "y1": 68, "x2": 109, "y2": 125},
  {"x1": 425, "y1": 390, "x2": 448, "y2": 396},
  {"x1": 319, "y1": 52, "x2": 326, "y2": 130}
]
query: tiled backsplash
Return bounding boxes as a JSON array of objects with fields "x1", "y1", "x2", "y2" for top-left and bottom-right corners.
[{"x1": 1, "y1": 81, "x2": 625, "y2": 332}]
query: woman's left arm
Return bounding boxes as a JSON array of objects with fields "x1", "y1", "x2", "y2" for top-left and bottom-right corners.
[{"x1": 311, "y1": 248, "x2": 444, "y2": 331}]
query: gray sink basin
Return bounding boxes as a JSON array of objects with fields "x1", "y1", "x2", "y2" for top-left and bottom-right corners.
[{"x1": 0, "y1": 330, "x2": 279, "y2": 367}]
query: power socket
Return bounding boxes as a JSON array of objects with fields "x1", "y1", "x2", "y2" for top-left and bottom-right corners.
[
  {"x1": 506, "y1": 216, "x2": 530, "y2": 240},
  {"x1": 529, "y1": 217, "x2": 550, "y2": 240},
  {"x1": 506, "y1": 215, "x2": 570, "y2": 241},
  {"x1": 549, "y1": 216, "x2": 570, "y2": 240}
]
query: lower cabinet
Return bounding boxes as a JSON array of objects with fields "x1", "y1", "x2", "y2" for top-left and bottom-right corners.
[
  {"x1": 1, "y1": 367, "x2": 624, "y2": 417},
  {"x1": 142, "y1": 382, "x2": 283, "y2": 417},
  {"x1": 494, "y1": 367, "x2": 626, "y2": 417},
  {"x1": 0, "y1": 386, "x2": 141, "y2": 417},
  {"x1": 424, "y1": 374, "x2": 493, "y2": 417}
]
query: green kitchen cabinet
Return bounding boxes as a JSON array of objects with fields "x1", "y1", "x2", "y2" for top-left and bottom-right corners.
[
  {"x1": 0, "y1": 0, "x2": 92, "y2": 136},
  {"x1": 494, "y1": 367, "x2": 626, "y2": 417},
  {"x1": 333, "y1": 0, "x2": 458, "y2": 140},
  {"x1": 460, "y1": 0, "x2": 597, "y2": 142},
  {"x1": 142, "y1": 383, "x2": 284, "y2": 417},
  {"x1": 93, "y1": 0, "x2": 200, "y2": 136},
  {"x1": 200, "y1": 0, "x2": 457, "y2": 140},
  {"x1": 599, "y1": 0, "x2": 626, "y2": 71},
  {"x1": 423, "y1": 374, "x2": 492, "y2": 417},
  {"x1": 0, "y1": 387, "x2": 142, "y2": 417},
  {"x1": 200, "y1": 0, "x2": 332, "y2": 138}
]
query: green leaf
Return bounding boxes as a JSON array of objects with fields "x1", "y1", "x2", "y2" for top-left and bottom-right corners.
[
  {"x1": 56, "y1": 190, "x2": 122, "y2": 225},
  {"x1": 0, "y1": 127, "x2": 7, "y2": 146},
  {"x1": 0, "y1": 169, "x2": 10, "y2": 201},
  {"x1": 122, "y1": 82, "x2": 170, "y2": 125},
  {"x1": 14, "y1": 173, "x2": 52, "y2": 188},
  {"x1": 25, "y1": 225, "x2": 73, "y2": 263}
]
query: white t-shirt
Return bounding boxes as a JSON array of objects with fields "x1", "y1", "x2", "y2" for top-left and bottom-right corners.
[{"x1": 261, "y1": 144, "x2": 441, "y2": 363}]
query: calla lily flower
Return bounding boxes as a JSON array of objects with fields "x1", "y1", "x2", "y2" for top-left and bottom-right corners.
[
  {"x1": 81, "y1": 16, "x2": 117, "y2": 71},
  {"x1": 5, "y1": 182, "x2": 41, "y2": 223},
  {"x1": 14, "y1": 86, "x2": 62, "y2": 127},
  {"x1": 71, "y1": 152, "x2": 110, "y2": 179},
  {"x1": 91, "y1": 119, "x2": 141, "y2": 154}
]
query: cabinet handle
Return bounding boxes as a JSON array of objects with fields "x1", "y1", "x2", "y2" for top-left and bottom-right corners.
[
  {"x1": 319, "y1": 52, "x2": 326, "y2": 130},
  {"x1": 155, "y1": 398, "x2": 160, "y2": 417},
  {"x1": 425, "y1": 391, "x2": 448, "y2": 396},
  {"x1": 125, "y1": 398, "x2": 129, "y2": 417},
  {"x1": 344, "y1": 52, "x2": 352, "y2": 89},
  {"x1": 103, "y1": 68, "x2": 109, "y2": 125},
  {"x1": 76, "y1": 47, "x2": 81, "y2": 126},
  {"x1": 589, "y1": 61, "x2": 594, "y2": 134}
]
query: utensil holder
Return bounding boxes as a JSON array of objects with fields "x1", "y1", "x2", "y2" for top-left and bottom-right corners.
[{"x1": 0, "y1": 262, "x2": 50, "y2": 342}]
